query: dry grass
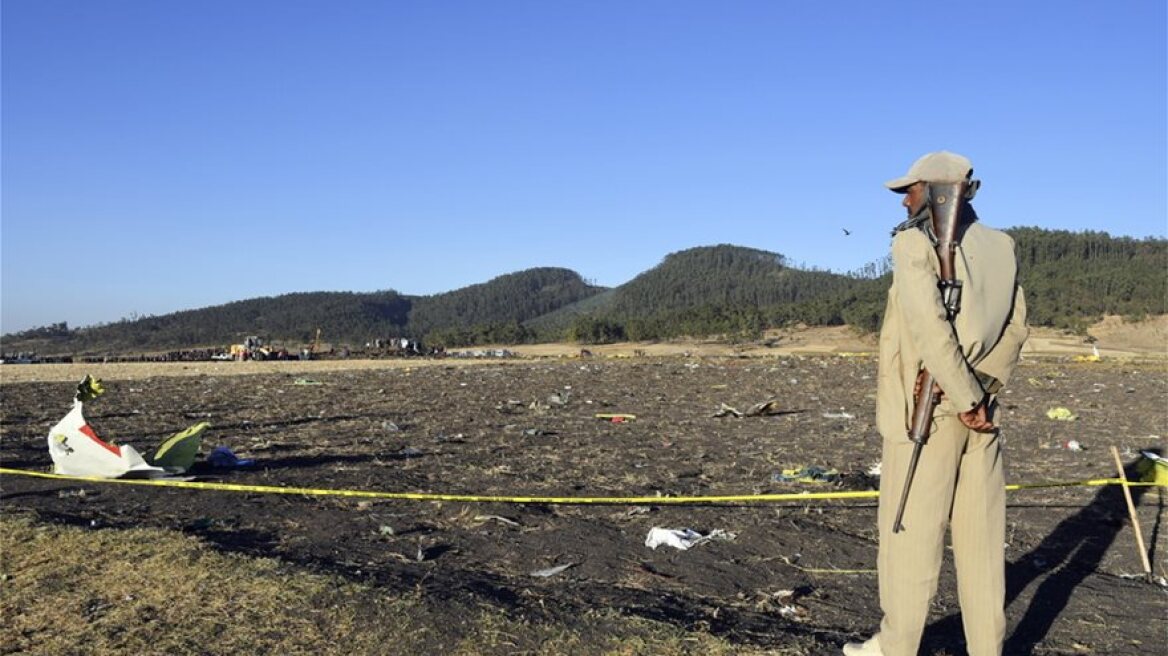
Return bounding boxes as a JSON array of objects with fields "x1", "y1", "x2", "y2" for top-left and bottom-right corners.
[
  {"x1": 1, "y1": 510, "x2": 415, "y2": 655},
  {"x1": 0, "y1": 511, "x2": 783, "y2": 655}
]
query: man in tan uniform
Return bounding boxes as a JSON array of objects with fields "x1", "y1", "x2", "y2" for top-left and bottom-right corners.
[{"x1": 845, "y1": 152, "x2": 1029, "y2": 656}]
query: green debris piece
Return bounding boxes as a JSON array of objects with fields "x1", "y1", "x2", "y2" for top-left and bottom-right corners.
[
  {"x1": 150, "y1": 422, "x2": 211, "y2": 472},
  {"x1": 1136, "y1": 451, "x2": 1168, "y2": 486},
  {"x1": 773, "y1": 466, "x2": 839, "y2": 484},
  {"x1": 75, "y1": 375, "x2": 105, "y2": 403}
]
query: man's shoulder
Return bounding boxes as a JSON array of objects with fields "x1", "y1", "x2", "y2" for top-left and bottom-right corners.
[
  {"x1": 891, "y1": 226, "x2": 932, "y2": 251},
  {"x1": 966, "y1": 222, "x2": 1015, "y2": 249},
  {"x1": 891, "y1": 221, "x2": 1015, "y2": 255}
]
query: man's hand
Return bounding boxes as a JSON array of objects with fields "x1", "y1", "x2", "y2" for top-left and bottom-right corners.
[
  {"x1": 913, "y1": 370, "x2": 943, "y2": 403},
  {"x1": 915, "y1": 371, "x2": 996, "y2": 432},
  {"x1": 959, "y1": 399, "x2": 996, "y2": 432}
]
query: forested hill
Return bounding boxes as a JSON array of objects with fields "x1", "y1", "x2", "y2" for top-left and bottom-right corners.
[
  {"x1": 608, "y1": 245, "x2": 856, "y2": 314},
  {"x1": 4, "y1": 228, "x2": 1165, "y2": 355},
  {"x1": 1008, "y1": 227, "x2": 1166, "y2": 329},
  {"x1": 6, "y1": 268, "x2": 603, "y2": 355},
  {"x1": 408, "y1": 268, "x2": 604, "y2": 337},
  {"x1": 526, "y1": 245, "x2": 869, "y2": 342}
]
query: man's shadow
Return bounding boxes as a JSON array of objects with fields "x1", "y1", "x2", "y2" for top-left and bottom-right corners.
[{"x1": 920, "y1": 450, "x2": 1162, "y2": 655}]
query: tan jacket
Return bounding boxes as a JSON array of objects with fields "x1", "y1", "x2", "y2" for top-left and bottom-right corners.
[{"x1": 876, "y1": 221, "x2": 1029, "y2": 442}]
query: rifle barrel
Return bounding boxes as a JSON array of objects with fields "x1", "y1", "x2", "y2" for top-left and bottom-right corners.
[{"x1": 892, "y1": 441, "x2": 923, "y2": 533}]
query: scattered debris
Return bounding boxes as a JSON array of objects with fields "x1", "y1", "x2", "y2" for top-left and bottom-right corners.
[
  {"x1": 744, "y1": 400, "x2": 783, "y2": 416},
  {"x1": 495, "y1": 400, "x2": 526, "y2": 415},
  {"x1": 866, "y1": 461, "x2": 882, "y2": 477},
  {"x1": 1137, "y1": 451, "x2": 1168, "y2": 485},
  {"x1": 596, "y1": 414, "x2": 636, "y2": 423},
  {"x1": 822, "y1": 412, "x2": 855, "y2": 419},
  {"x1": 780, "y1": 554, "x2": 876, "y2": 574},
  {"x1": 207, "y1": 446, "x2": 254, "y2": 469},
  {"x1": 712, "y1": 400, "x2": 783, "y2": 418},
  {"x1": 1060, "y1": 440, "x2": 1086, "y2": 452},
  {"x1": 530, "y1": 563, "x2": 577, "y2": 578},
  {"x1": 1046, "y1": 407, "x2": 1078, "y2": 421},
  {"x1": 292, "y1": 378, "x2": 323, "y2": 386},
  {"x1": 773, "y1": 466, "x2": 839, "y2": 483},
  {"x1": 771, "y1": 589, "x2": 811, "y2": 621},
  {"x1": 644, "y1": 527, "x2": 736, "y2": 550},
  {"x1": 712, "y1": 403, "x2": 743, "y2": 418},
  {"x1": 474, "y1": 515, "x2": 520, "y2": 527}
]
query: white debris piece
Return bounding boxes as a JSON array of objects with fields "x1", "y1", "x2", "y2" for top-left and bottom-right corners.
[
  {"x1": 48, "y1": 401, "x2": 167, "y2": 479},
  {"x1": 644, "y1": 527, "x2": 736, "y2": 550},
  {"x1": 530, "y1": 563, "x2": 577, "y2": 578},
  {"x1": 474, "y1": 515, "x2": 520, "y2": 527}
]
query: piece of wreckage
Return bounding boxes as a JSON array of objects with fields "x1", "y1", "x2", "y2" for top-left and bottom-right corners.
[
  {"x1": 711, "y1": 399, "x2": 784, "y2": 418},
  {"x1": 47, "y1": 375, "x2": 210, "y2": 479}
]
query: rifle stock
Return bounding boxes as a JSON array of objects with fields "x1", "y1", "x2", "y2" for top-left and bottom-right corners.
[{"x1": 891, "y1": 180, "x2": 968, "y2": 534}]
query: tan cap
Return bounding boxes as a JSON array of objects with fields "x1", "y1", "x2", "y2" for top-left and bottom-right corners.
[{"x1": 884, "y1": 151, "x2": 973, "y2": 192}]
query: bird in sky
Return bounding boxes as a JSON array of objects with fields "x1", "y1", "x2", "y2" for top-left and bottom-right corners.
[{"x1": 842, "y1": 228, "x2": 851, "y2": 236}]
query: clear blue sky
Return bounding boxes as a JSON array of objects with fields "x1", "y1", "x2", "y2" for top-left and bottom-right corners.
[{"x1": 3, "y1": 0, "x2": 1165, "y2": 333}]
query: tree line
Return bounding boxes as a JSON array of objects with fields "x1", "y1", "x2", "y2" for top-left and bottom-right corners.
[{"x1": 4, "y1": 228, "x2": 1164, "y2": 355}]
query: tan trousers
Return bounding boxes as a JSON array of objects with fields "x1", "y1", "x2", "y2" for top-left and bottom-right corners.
[{"x1": 875, "y1": 415, "x2": 1006, "y2": 656}]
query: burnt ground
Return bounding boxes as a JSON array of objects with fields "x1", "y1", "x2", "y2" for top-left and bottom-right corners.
[{"x1": 1, "y1": 356, "x2": 1165, "y2": 655}]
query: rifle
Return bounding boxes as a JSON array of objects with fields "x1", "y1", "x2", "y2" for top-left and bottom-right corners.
[{"x1": 891, "y1": 179, "x2": 974, "y2": 533}]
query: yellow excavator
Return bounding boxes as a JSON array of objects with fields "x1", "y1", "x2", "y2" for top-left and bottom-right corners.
[{"x1": 229, "y1": 335, "x2": 278, "y2": 361}]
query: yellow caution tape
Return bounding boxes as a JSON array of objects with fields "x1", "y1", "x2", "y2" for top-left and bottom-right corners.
[{"x1": 0, "y1": 467, "x2": 1159, "y2": 505}]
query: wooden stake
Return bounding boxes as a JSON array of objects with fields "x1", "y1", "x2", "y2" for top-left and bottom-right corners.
[{"x1": 1110, "y1": 446, "x2": 1153, "y2": 579}]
